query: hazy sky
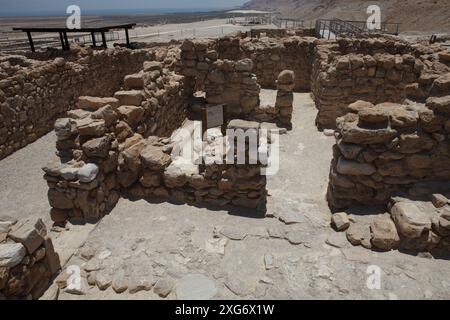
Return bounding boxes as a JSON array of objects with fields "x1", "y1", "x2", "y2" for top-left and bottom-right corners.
[{"x1": 0, "y1": 0, "x2": 248, "y2": 15}]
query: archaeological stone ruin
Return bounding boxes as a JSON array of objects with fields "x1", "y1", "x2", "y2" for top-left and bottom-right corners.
[{"x1": 1, "y1": 27, "x2": 450, "y2": 299}]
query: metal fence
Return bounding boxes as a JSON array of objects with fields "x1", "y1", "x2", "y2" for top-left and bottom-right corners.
[{"x1": 315, "y1": 18, "x2": 401, "y2": 39}]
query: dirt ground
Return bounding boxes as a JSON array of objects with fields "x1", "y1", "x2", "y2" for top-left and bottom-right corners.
[{"x1": 1, "y1": 90, "x2": 450, "y2": 300}]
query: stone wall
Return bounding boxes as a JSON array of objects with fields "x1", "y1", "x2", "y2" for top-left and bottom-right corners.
[
  {"x1": 179, "y1": 36, "x2": 316, "y2": 93},
  {"x1": 327, "y1": 96, "x2": 450, "y2": 210},
  {"x1": 0, "y1": 47, "x2": 152, "y2": 160},
  {"x1": 43, "y1": 56, "x2": 269, "y2": 224},
  {"x1": 124, "y1": 120, "x2": 267, "y2": 210},
  {"x1": 311, "y1": 37, "x2": 450, "y2": 128},
  {"x1": 0, "y1": 217, "x2": 61, "y2": 299},
  {"x1": 44, "y1": 61, "x2": 188, "y2": 223},
  {"x1": 240, "y1": 36, "x2": 316, "y2": 91}
]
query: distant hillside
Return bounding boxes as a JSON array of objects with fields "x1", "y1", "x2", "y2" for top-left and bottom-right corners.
[{"x1": 242, "y1": 0, "x2": 450, "y2": 33}]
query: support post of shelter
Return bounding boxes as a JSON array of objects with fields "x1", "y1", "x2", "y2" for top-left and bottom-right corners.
[
  {"x1": 26, "y1": 31, "x2": 35, "y2": 53},
  {"x1": 91, "y1": 32, "x2": 97, "y2": 47},
  {"x1": 101, "y1": 31, "x2": 107, "y2": 48},
  {"x1": 125, "y1": 28, "x2": 130, "y2": 48},
  {"x1": 63, "y1": 32, "x2": 70, "y2": 51}
]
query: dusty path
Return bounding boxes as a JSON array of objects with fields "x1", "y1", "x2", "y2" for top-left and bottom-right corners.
[{"x1": 1, "y1": 90, "x2": 449, "y2": 299}]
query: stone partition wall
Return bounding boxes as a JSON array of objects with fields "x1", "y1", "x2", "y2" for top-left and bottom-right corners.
[
  {"x1": 0, "y1": 217, "x2": 61, "y2": 299},
  {"x1": 178, "y1": 36, "x2": 316, "y2": 93},
  {"x1": 327, "y1": 96, "x2": 450, "y2": 210},
  {"x1": 311, "y1": 37, "x2": 450, "y2": 128},
  {"x1": 240, "y1": 36, "x2": 316, "y2": 91},
  {"x1": 0, "y1": 47, "x2": 152, "y2": 160},
  {"x1": 43, "y1": 61, "x2": 189, "y2": 224},
  {"x1": 124, "y1": 119, "x2": 267, "y2": 210}
]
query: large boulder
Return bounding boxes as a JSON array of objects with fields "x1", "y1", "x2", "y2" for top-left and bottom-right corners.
[
  {"x1": 390, "y1": 202, "x2": 431, "y2": 238},
  {"x1": 370, "y1": 215, "x2": 400, "y2": 251},
  {"x1": 8, "y1": 219, "x2": 47, "y2": 254}
]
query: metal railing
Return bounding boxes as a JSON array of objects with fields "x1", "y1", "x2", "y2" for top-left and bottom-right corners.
[{"x1": 315, "y1": 18, "x2": 401, "y2": 39}]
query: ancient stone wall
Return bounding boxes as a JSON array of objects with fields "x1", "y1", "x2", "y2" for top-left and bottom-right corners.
[
  {"x1": 124, "y1": 120, "x2": 267, "y2": 210},
  {"x1": 311, "y1": 38, "x2": 450, "y2": 128},
  {"x1": 0, "y1": 217, "x2": 61, "y2": 299},
  {"x1": 0, "y1": 47, "x2": 152, "y2": 160},
  {"x1": 44, "y1": 58, "x2": 268, "y2": 224},
  {"x1": 327, "y1": 96, "x2": 450, "y2": 210},
  {"x1": 179, "y1": 37, "x2": 316, "y2": 93}
]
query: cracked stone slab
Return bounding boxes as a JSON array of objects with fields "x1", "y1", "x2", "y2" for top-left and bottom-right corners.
[{"x1": 176, "y1": 274, "x2": 218, "y2": 300}]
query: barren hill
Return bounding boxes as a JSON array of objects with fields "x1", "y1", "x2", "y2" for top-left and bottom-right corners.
[{"x1": 242, "y1": 0, "x2": 450, "y2": 33}]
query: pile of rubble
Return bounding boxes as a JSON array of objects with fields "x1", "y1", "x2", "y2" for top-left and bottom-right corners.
[{"x1": 0, "y1": 217, "x2": 60, "y2": 299}]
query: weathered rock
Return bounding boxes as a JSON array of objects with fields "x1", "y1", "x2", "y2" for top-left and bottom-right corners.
[
  {"x1": 278, "y1": 211, "x2": 305, "y2": 225},
  {"x1": 285, "y1": 230, "x2": 307, "y2": 245},
  {"x1": 331, "y1": 212, "x2": 350, "y2": 231},
  {"x1": 77, "y1": 164, "x2": 99, "y2": 183},
  {"x1": 124, "y1": 73, "x2": 144, "y2": 90},
  {"x1": 277, "y1": 70, "x2": 295, "y2": 84},
  {"x1": 82, "y1": 136, "x2": 112, "y2": 158},
  {"x1": 114, "y1": 90, "x2": 144, "y2": 106},
  {"x1": 153, "y1": 278, "x2": 174, "y2": 298},
  {"x1": 95, "y1": 272, "x2": 112, "y2": 290},
  {"x1": 0, "y1": 243, "x2": 26, "y2": 267},
  {"x1": 264, "y1": 253, "x2": 274, "y2": 270},
  {"x1": 55, "y1": 118, "x2": 77, "y2": 140},
  {"x1": 140, "y1": 145, "x2": 171, "y2": 170},
  {"x1": 370, "y1": 215, "x2": 400, "y2": 251},
  {"x1": 77, "y1": 96, "x2": 119, "y2": 111},
  {"x1": 346, "y1": 223, "x2": 370, "y2": 246},
  {"x1": 8, "y1": 218, "x2": 46, "y2": 254},
  {"x1": 64, "y1": 277, "x2": 89, "y2": 295},
  {"x1": 235, "y1": 59, "x2": 253, "y2": 72},
  {"x1": 76, "y1": 118, "x2": 106, "y2": 137},
  {"x1": 117, "y1": 105, "x2": 144, "y2": 127},
  {"x1": 390, "y1": 202, "x2": 431, "y2": 238},
  {"x1": 112, "y1": 276, "x2": 128, "y2": 294},
  {"x1": 128, "y1": 277, "x2": 153, "y2": 294},
  {"x1": 92, "y1": 105, "x2": 119, "y2": 126},
  {"x1": 430, "y1": 194, "x2": 448, "y2": 208},
  {"x1": 220, "y1": 226, "x2": 247, "y2": 240}
]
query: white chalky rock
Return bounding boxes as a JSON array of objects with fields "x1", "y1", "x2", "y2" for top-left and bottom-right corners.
[
  {"x1": 77, "y1": 163, "x2": 99, "y2": 183},
  {"x1": 0, "y1": 243, "x2": 26, "y2": 267}
]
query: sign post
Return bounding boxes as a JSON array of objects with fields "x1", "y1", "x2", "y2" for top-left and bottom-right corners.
[{"x1": 201, "y1": 104, "x2": 227, "y2": 138}]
